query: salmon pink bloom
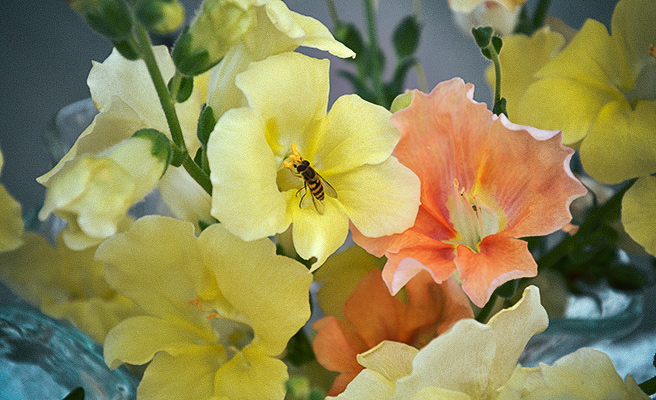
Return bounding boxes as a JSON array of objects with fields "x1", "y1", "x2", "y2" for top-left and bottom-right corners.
[
  {"x1": 313, "y1": 269, "x2": 473, "y2": 395},
  {"x1": 353, "y1": 78, "x2": 587, "y2": 307}
]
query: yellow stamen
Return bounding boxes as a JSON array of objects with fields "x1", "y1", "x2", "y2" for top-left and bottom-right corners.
[
  {"x1": 188, "y1": 297, "x2": 203, "y2": 311},
  {"x1": 206, "y1": 312, "x2": 219, "y2": 319}
]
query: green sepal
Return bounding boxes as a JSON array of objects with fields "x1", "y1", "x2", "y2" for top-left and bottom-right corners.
[
  {"x1": 334, "y1": 22, "x2": 364, "y2": 59},
  {"x1": 392, "y1": 15, "x2": 421, "y2": 58},
  {"x1": 493, "y1": 97, "x2": 507, "y2": 117},
  {"x1": 168, "y1": 74, "x2": 194, "y2": 103},
  {"x1": 196, "y1": 104, "x2": 216, "y2": 147},
  {"x1": 169, "y1": 147, "x2": 188, "y2": 167},
  {"x1": 495, "y1": 278, "x2": 519, "y2": 299},
  {"x1": 132, "y1": 128, "x2": 173, "y2": 175},
  {"x1": 385, "y1": 57, "x2": 417, "y2": 107},
  {"x1": 112, "y1": 39, "x2": 140, "y2": 60},
  {"x1": 472, "y1": 26, "x2": 493, "y2": 48},
  {"x1": 194, "y1": 147, "x2": 210, "y2": 175},
  {"x1": 491, "y1": 36, "x2": 503, "y2": 54},
  {"x1": 308, "y1": 389, "x2": 325, "y2": 400},
  {"x1": 171, "y1": 27, "x2": 214, "y2": 76},
  {"x1": 62, "y1": 387, "x2": 85, "y2": 400},
  {"x1": 69, "y1": 0, "x2": 133, "y2": 40}
]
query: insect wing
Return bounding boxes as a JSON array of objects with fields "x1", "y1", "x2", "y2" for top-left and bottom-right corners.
[
  {"x1": 310, "y1": 193, "x2": 325, "y2": 215},
  {"x1": 316, "y1": 172, "x2": 338, "y2": 199}
]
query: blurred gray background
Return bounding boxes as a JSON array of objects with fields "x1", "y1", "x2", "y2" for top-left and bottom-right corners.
[{"x1": 0, "y1": 0, "x2": 617, "y2": 212}]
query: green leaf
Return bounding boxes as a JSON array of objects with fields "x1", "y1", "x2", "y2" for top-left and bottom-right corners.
[
  {"x1": 472, "y1": 26, "x2": 493, "y2": 48},
  {"x1": 491, "y1": 36, "x2": 503, "y2": 54},
  {"x1": 62, "y1": 387, "x2": 85, "y2": 400},
  {"x1": 334, "y1": 22, "x2": 365, "y2": 58},
  {"x1": 392, "y1": 16, "x2": 421, "y2": 58}
]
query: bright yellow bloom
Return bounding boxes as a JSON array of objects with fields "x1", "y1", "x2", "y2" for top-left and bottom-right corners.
[
  {"x1": 0, "y1": 232, "x2": 139, "y2": 343},
  {"x1": 447, "y1": 0, "x2": 527, "y2": 36},
  {"x1": 98, "y1": 216, "x2": 313, "y2": 400},
  {"x1": 208, "y1": 52, "x2": 420, "y2": 269},
  {"x1": 205, "y1": 0, "x2": 355, "y2": 120},
  {"x1": 0, "y1": 149, "x2": 23, "y2": 253},
  {"x1": 497, "y1": 0, "x2": 656, "y2": 255},
  {"x1": 38, "y1": 133, "x2": 170, "y2": 250},
  {"x1": 38, "y1": 46, "x2": 211, "y2": 248}
]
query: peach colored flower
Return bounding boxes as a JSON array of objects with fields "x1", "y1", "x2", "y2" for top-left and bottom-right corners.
[
  {"x1": 312, "y1": 269, "x2": 473, "y2": 395},
  {"x1": 353, "y1": 78, "x2": 587, "y2": 307}
]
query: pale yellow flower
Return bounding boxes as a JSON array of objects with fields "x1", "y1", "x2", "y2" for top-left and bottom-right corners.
[
  {"x1": 0, "y1": 232, "x2": 139, "y2": 344},
  {"x1": 38, "y1": 133, "x2": 170, "y2": 250},
  {"x1": 205, "y1": 0, "x2": 355, "y2": 120},
  {"x1": 0, "y1": 149, "x2": 23, "y2": 253},
  {"x1": 208, "y1": 52, "x2": 420, "y2": 268},
  {"x1": 98, "y1": 216, "x2": 313, "y2": 399},
  {"x1": 37, "y1": 46, "x2": 210, "y2": 249}
]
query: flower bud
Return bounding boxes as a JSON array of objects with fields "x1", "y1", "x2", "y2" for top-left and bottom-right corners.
[
  {"x1": 135, "y1": 0, "x2": 186, "y2": 35},
  {"x1": 38, "y1": 132, "x2": 171, "y2": 249},
  {"x1": 67, "y1": 0, "x2": 133, "y2": 40},
  {"x1": 172, "y1": 0, "x2": 255, "y2": 76},
  {"x1": 448, "y1": 0, "x2": 526, "y2": 36}
]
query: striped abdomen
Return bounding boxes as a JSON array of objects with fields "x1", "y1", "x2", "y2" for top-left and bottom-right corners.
[{"x1": 300, "y1": 165, "x2": 325, "y2": 201}]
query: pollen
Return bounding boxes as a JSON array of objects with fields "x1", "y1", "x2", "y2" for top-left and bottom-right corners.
[{"x1": 648, "y1": 43, "x2": 655, "y2": 59}]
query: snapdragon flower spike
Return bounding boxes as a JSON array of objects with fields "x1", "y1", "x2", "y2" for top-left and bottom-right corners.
[{"x1": 353, "y1": 78, "x2": 587, "y2": 307}]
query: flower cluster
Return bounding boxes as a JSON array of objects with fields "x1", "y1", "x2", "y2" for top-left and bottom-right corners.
[{"x1": 0, "y1": 0, "x2": 653, "y2": 399}]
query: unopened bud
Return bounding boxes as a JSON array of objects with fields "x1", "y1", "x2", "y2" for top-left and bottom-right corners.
[
  {"x1": 67, "y1": 0, "x2": 133, "y2": 40},
  {"x1": 136, "y1": 0, "x2": 186, "y2": 35},
  {"x1": 172, "y1": 0, "x2": 255, "y2": 76}
]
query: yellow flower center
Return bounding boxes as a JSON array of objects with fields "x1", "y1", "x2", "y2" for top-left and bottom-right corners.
[{"x1": 445, "y1": 179, "x2": 501, "y2": 251}]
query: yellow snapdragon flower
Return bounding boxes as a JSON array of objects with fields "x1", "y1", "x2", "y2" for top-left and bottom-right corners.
[
  {"x1": 447, "y1": 0, "x2": 527, "y2": 36},
  {"x1": 97, "y1": 216, "x2": 312, "y2": 399},
  {"x1": 495, "y1": 0, "x2": 656, "y2": 255},
  {"x1": 38, "y1": 132, "x2": 171, "y2": 249},
  {"x1": 37, "y1": 46, "x2": 210, "y2": 249},
  {"x1": 204, "y1": 0, "x2": 355, "y2": 120},
  {"x1": 0, "y1": 232, "x2": 139, "y2": 344},
  {"x1": 0, "y1": 149, "x2": 23, "y2": 252},
  {"x1": 207, "y1": 52, "x2": 420, "y2": 269}
]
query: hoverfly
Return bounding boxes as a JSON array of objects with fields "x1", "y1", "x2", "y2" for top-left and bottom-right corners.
[{"x1": 284, "y1": 143, "x2": 337, "y2": 215}]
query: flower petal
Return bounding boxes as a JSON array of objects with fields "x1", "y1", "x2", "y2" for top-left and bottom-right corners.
[
  {"x1": 290, "y1": 11, "x2": 355, "y2": 58},
  {"x1": 214, "y1": 346, "x2": 288, "y2": 400},
  {"x1": 455, "y1": 234, "x2": 537, "y2": 307},
  {"x1": 208, "y1": 107, "x2": 290, "y2": 241},
  {"x1": 199, "y1": 224, "x2": 312, "y2": 355},
  {"x1": 580, "y1": 100, "x2": 656, "y2": 184},
  {"x1": 622, "y1": 176, "x2": 656, "y2": 256},
  {"x1": 235, "y1": 52, "x2": 330, "y2": 148},
  {"x1": 333, "y1": 157, "x2": 420, "y2": 238},
  {"x1": 136, "y1": 350, "x2": 222, "y2": 400},
  {"x1": 157, "y1": 166, "x2": 213, "y2": 227},
  {"x1": 104, "y1": 315, "x2": 219, "y2": 369},
  {"x1": 314, "y1": 95, "x2": 399, "y2": 175},
  {"x1": 291, "y1": 196, "x2": 350, "y2": 270},
  {"x1": 0, "y1": 185, "x2": 23, "y2": 253},
  {"x1": 97, "y1": 216, "x2": 204, "y2": 322}
]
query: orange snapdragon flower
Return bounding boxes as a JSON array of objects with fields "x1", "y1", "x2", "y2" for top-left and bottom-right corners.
[
  {"x1": 312, "y1": 269, "x2": 473, "y2": 395},
  {"x1": 353, "y1": 78, "x2": 587, "y2": 307}
]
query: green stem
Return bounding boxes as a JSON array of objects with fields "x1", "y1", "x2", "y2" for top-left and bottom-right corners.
[
  {"x1": 134, "y1": 24, "x2": 187, "y2": 152},
  {"x1": 414, "y1": 61, "x2": 428, "y2": 93},
  {"x1": 325, "y1": 0, "x2": 340, "y2": 28},
  {"x1": 487, "y1": 42, "x2": 502, "y2": 106},
  {"x1": 532, "y1": 0, "x2": 552, "y2": 29},
  {"x1": 183, "y1": 156, "x2": 213, "y2": 195},
  {"x1": 639, "y1": 376, "x2": 656, "y2": 395},
  {"x1": 475, "y1": 292, "x2": 499, "y2": 323},
  {"x1": 413, "y1": 0, "x2": 421, "y2": 18},
  {"x1": 364, "y1": 0, "x2": 386, "y2": 106}
]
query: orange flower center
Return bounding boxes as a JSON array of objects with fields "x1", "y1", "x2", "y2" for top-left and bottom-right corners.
[{"x1": 446, "y1": 179, "x2": 501, "y2": 251}]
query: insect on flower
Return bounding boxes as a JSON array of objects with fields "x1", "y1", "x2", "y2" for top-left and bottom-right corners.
[{"x1": 284, "y1": 142, "x2": 337, "y2": 215}]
